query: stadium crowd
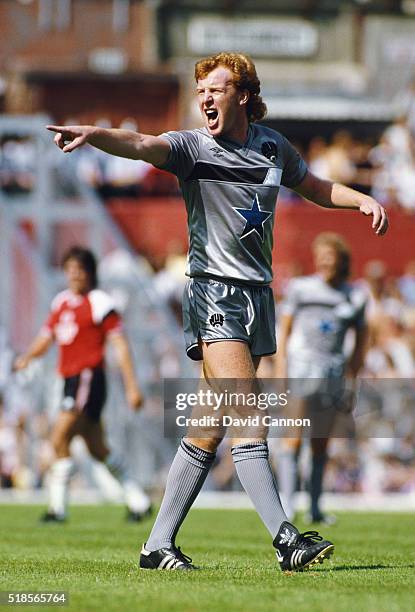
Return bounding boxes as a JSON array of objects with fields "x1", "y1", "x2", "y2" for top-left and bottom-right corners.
[{"x1": 2, "y1": 111, "x2": 415, "y2": 211}]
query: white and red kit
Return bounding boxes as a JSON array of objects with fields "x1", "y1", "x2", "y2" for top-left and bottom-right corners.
[
  {"x1": 41, "y1": 289, "x2": 123, "y2": 420},
  {"x1": 41, "y1": 289, "x2": 122, "y2": 378}
]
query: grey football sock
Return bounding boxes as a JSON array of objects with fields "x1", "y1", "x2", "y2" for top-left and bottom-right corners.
[
  {"x1": 310, "y1": 453, "x2": 327, "y2": 519},
  {"x1": 146, "y1": 439, "x2": 215, "y2": 551},
  {"x1": 232, "y1": 442, "x2": 288, "y2": 539},
  {"x1": 277, "y1": 449, "x2": 298, "y2": 521}
]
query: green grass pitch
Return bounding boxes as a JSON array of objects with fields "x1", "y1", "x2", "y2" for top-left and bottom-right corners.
[{"x1": 0, "y1": 505, "x2": 414, "y2": 611}]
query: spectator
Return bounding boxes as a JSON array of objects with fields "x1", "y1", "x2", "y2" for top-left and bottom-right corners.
[
  {"x1": 0, "y1": 136, "x2": 35, "y2": 194},
  {"x1": 307, "y1": 137, "x2": 330, "y2": 180},
  {"x1": 324, "y1": 130, "x2": 356, "y2": 184},
  {"x1": 398, "y1": 261, "x2": 415, "y2": 306}
]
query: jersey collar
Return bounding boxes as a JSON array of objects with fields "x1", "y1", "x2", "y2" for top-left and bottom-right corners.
[{"x1": 211, "y1": 124, "x2": 254, "y2": 151}]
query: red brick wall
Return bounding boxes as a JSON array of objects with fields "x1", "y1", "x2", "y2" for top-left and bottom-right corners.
[
  {"x1": 1, "y1": 0, "x2": 179, "y2": 129},
  {"x1": 1, "y1": 1, "x2": 155, "y2": 73},
  {"x1": 30, "y1": 76, "x2": 179, "y2": 132}
]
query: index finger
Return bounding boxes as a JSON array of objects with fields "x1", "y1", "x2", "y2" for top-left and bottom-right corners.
[{"x1": 46, "y1": 125, "x2": 66, "y2": 133}]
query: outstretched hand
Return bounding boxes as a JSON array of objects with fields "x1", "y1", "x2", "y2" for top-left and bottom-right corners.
[
  {"x1": 46, "y1": 125, "x2": 93, "y2": 153},
  {"x1": 360, "y1": 199, "x2": 389, "y2": 236}
]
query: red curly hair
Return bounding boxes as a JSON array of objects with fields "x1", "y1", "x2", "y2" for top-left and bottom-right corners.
[{"x1": 194, "y1": 52, "x2": 267, "y2": 123}]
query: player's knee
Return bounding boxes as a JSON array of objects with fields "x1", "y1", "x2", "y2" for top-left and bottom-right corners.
[
  {"x1": 51, "y1": 434, "x2": 70, "y2": 457},
  {"x1": 83, "y1": 436, "x2": 108, "y2": 461}
]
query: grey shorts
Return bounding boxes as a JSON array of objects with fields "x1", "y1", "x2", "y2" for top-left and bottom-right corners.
[
  {"x1": 288, "y1": 356, "x2": 347, "y2": 403},
  {"x1": 182, "y1": 277, "x2": 276, "y2": 361}
]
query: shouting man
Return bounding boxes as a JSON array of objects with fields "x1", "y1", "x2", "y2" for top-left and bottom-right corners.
[{"x1": 47, "y1": 52, "x2": 388, "y2": 572}]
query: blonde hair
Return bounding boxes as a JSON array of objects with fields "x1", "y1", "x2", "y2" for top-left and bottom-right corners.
[
  {"x1": 312, "y1": 232, "x2": 351, "y2": 279},
  {"x1": 194, "y1": 52, "x2": 267, "y2": 123}
]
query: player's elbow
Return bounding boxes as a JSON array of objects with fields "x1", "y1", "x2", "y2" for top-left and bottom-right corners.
[{"x1": 128, "y1": 133, "x2": 148, "y2": 159}]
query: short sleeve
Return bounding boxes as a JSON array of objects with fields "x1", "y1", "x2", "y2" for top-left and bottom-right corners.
[
  {"x1": 102, "y1": 311, "x2": 122, "y2": 336},
  {"x1": 88, "y1": 289, "x2": 123, "y2": 335},
  {"x1": 40, "y1": 290, "x2": 69, "y2": 337},
  {"x1": 280, "y1": 135, "x2": 308, "y2": 188},
  {"x1": 280, "y1": 280, "x2": 300, "y2": 316},
  {"x1": 157, "y1": 130, "x2": 200, "y2": 179},
  {"x1": 40, "y1": 310, "x2": 58, "y2": 338}
]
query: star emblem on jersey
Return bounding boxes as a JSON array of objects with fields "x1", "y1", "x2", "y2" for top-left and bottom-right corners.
[
  {"x1": 234, "y1": 194, "x2": 272, "y2": 241},
  {"x1": 319, "y1": 320, "x2": 336, "y2": 334}
]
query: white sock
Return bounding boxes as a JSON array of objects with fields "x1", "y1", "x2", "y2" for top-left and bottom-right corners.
[
  {"x1": 105, "y1": 451, "x2": 151, "y2": 514},
  {"x1": 87, "y1": 458, "x2": 124, "y2": 502},
  {"x1": 48, "y1": 457, "x2": 75, "y2": 517},
  {"x1": 122, "y1": 479, "x2": 152, "y2": 514}
]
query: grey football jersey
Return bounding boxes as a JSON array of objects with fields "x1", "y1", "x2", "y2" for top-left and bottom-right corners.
[
  {"x1": 159, "y1": 124, "x2": 307, "y2": 285},
  {"x1": 281, "y1": 274, "x2": 367, "y2": 366}
]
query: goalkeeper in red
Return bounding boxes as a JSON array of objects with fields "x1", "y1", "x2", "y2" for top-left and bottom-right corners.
[{"x1": 46, "y1": 52, "x2": 388, "y2": 572}]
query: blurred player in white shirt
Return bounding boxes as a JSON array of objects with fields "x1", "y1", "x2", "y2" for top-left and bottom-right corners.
[{"x1": 275, "y1": 233, "x2": 368, "y2": 523}]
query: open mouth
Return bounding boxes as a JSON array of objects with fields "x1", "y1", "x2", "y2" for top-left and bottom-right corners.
[{"x1": 205, "y1": 109, "x2": 219, "y2": 128}]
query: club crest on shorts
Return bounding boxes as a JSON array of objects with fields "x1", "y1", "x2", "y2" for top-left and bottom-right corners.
[{"x1": 209, "y1": 313, "x2": 224, "y2": 327}]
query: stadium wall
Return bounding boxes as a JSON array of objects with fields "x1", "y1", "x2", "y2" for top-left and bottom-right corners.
[{"x1": 108, "y1": 197, "x2": 413, "y2": 279}]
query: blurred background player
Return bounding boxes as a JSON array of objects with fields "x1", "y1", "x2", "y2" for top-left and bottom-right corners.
[
  {"x1": 275, "y1": 233, "x2": 367, "y2": 523},
  {"x1": 14, "y1": 246, "x2": 151, "y2": 522}
]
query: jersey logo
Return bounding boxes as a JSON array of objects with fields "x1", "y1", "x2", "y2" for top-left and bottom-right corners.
[
  {"x1": 209, "y1": 146, "x2": 225, "y2": 158},
  {"x1": 279, "y1": 527, "x2": 295, "y2": 546},
  {"x1": 209, "y1": 313, "x2": 224, "y2": 327},
  {"x1": 261, "y1": 141, "x2": 279, "y2": 163},
  {"x1": 55, "y1": 310, "x2": 79, "y2": 345},
  {"x1": 234, "y1": 194, "x2": 272, "y2": 241},
  {"x1": 319, "y1": 319, "x2": 336, "y2": 334}
]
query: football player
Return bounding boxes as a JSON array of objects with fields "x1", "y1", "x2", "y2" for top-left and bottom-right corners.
[
  {"x1": 275, "y1": 233, "x2": 367, "y2": 523},
  {"x1": 15, "y1": 246, "x2": 151, "y2": 522},
  {"x1": 46, "y1": 53, "x2": 387, "y2": 571}
]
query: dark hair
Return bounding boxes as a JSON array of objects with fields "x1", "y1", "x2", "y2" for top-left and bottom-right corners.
[{"x1": 61, "y1": 246, "x2": 98, "y2": 289}]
